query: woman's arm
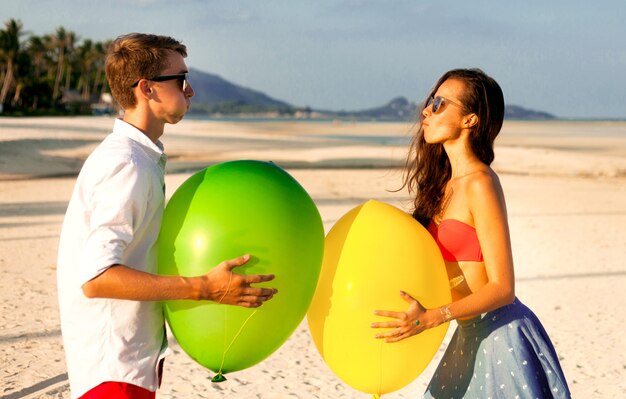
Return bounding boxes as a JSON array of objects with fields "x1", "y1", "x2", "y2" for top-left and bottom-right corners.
[
  {"x1": 438, "y1": 171, "x2": 516, "y2": 318},
  {"x1": 372, "y1": 171, "x2": 515, "y2": 342}
]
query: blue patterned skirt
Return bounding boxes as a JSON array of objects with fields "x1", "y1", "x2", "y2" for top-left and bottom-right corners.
[{"x1": 424, "y1": 298, "x2": 571, "y2": 398}]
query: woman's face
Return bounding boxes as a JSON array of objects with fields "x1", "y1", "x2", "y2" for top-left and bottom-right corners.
[{"x1": 421, "y1": 78, "x2": 470, "y2": 145}]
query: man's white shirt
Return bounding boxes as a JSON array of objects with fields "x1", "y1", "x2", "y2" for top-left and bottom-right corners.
[{"x1": 57, "y1": 119, "x2": 168, "y2": 398}]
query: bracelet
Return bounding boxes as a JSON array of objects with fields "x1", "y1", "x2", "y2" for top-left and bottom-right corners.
[{"x1": 439, "y1": 306, "x2": 452, "y2": 323}]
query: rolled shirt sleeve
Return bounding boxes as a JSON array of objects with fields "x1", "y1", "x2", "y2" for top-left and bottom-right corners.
[{"x1": 79, "y1": 157, "x2": 152, "y2": 285}]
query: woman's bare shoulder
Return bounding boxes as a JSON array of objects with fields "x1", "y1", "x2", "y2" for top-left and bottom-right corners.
[{"x1": 465, "y1": 168, "x2": 504, "y2": 201}]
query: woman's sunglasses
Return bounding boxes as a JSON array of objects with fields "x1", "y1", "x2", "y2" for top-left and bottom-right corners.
[
  {"x1": 426, "y1": 96, "x2": 463, "y2": 114},
  {"x1": 131, "y1": 73, "x2": 189, "y2": 92}
]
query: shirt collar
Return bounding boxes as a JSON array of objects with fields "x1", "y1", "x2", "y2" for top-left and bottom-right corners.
[{"x1": 113, "y1": 118, "x2": 167, "y2": 165}]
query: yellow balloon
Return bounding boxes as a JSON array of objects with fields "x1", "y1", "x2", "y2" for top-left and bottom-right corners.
[{"x1": 307, "y1": 200, "x2": 451, "y2": 396}]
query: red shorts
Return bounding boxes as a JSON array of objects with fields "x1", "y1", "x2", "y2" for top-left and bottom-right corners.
[{"x1": 79, "y1": 382, "x2": 155, "y2": 399}]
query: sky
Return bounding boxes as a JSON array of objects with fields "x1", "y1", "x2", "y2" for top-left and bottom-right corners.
[{"x1": 2, "y1": 0, "x2": 625, "y2": 119}]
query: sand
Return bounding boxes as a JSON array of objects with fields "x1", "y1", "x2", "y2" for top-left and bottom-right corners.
[{"x1": 0, "y1": 116, "x2": 624, "y2": 398}]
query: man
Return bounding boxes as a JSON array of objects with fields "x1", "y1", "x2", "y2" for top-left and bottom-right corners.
[{"x1": 57, "y1": 33, "x2": 277, "y2": 399}]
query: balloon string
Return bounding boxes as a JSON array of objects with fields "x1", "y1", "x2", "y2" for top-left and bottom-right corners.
[
  {"x1": 224, "y1": 309, "x2": 258, "y2": 357},
  {"x1": 213, "y1": 273, "x2": 232, "y2": 382},
  {"x1": 216, "y1": 307, "x2": 259, "y2": 377},
  {"x1": 377, "y1": 339, "x2": 384, "y2": 399},
  {"x1": 217, "y1": 272, "x2": 233, "y2": 304}
]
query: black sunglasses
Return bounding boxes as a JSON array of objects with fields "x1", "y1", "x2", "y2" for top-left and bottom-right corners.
[
  {"x1": 131, "y1": 73, "x2": 189, "y2": 91},
  {"x1": 426, "y1": 96, "x2": 463, "y2": 114}
]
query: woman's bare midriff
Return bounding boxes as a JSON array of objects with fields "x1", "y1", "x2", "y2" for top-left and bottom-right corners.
[{"x1": 446, "y1": 261, "x2": 489, "y2": 319}]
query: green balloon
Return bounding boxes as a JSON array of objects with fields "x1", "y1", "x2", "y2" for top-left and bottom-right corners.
[{"x1": 158, "y1": 160, "x2": 324, "y2": 374}]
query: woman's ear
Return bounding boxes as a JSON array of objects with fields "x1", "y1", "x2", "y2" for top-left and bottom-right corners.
[{"x1": 464, "y1": 113, "x2": 478, "y2": 128}]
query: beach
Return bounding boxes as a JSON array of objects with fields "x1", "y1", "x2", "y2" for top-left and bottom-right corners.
[{"x1": 0, "y1": 116, "x2": 624, "y2": 398}]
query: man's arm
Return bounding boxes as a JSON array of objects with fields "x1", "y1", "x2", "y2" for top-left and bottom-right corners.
[{"x1": 82, "y1": 254, "x2": 277, "y2": 308}]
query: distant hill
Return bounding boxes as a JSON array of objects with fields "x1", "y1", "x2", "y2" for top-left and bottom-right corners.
[
  {"x1": 327, "y1": 97, "x2": 415, "y2": 121},
  {"x1": 319, "y1": 97, "x2": 556, "y2": 121},
  {"x1": 504, "y1": 105, "x2": 556, "y2": 120},
  {"x1": 187, "y1": 68, "x2": 556, "y2": 120},
  {"x1": 188, "y1": 68, "x2": 292, "y2": 115}
]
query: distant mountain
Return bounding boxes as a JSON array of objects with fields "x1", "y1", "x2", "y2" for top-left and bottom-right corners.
[
  {"x1": 187, "y1": 67, "x2": 556, "y2": 120},
  {"x1": 188, "y1": 68, "x2": 291, "y2": 114},
  {"x1": 324, "y1": 97, "x2": 556, "y2": 121},
  {"x1": 328, "y1": 97, "x2": 415, "y2": 121},
  {"x1": 504, "y1": 105, "x2": 556, "y2": 120}
]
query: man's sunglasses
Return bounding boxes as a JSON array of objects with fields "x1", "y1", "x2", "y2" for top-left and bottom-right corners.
[
  {"x1": 426, "y1": 96, "x2": 463, "y2": 114},
  {"x1": 131, "y1": 73, "x2": 189, "y2": 92}
]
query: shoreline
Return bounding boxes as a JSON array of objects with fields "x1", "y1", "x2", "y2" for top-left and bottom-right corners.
[{"x1": 1, "y1": 117, "x2": 625, "y2": 181}]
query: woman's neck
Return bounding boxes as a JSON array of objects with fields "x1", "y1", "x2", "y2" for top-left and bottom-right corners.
[{"x1": 444, "y1": 143, "x2": 482, "y2": 179}]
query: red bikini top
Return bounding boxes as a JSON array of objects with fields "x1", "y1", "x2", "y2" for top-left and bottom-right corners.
[{"x1": 428, "y1": 219, "x2": 484, "y2": 262}]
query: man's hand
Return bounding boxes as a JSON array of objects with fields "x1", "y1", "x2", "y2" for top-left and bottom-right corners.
[{"x1": 198, "y1": 254, "x2": 277, "y2": 308}]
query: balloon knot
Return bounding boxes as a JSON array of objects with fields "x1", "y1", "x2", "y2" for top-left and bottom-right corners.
[{"x1": 211, "y1": 372, "x2": 227, "y2": 383}]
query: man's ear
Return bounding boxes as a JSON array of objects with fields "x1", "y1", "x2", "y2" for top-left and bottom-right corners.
[
  {"x1": 137, "y1": 80, "x2": 153, "y2": 100},
  {"x1": 464, "y1": 113, "x2": 478, "y2": 128}
]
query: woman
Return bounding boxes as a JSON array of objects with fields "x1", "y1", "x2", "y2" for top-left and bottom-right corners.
[{"x1": 371, "y1": 68, "x2": 571, "y2": 398}]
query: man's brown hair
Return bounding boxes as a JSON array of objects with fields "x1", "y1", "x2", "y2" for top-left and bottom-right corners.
[{"x1": 105, "y1": 33, "x2": 187, "y2": 110}]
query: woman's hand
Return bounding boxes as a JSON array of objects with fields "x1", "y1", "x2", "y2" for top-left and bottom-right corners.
[{"x1": 371, "y1": 291, "x2": 433, "y2": 343}]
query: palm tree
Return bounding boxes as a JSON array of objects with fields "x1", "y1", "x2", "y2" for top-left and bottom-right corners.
[
  {"x1": 63, "y1": 31, "x2": 77, "y2": 94},
  {"x1": 0, "y1": 19, "x2": 24, "y2": 108},
  {"x1": 91, "y1": 40, "x2": 110, "y2": 100},
  {"x1": 11, "y1": 46, "x2": 32, "y2": 107},
  {"x1": 76, "y1": 39, "x2": 95, "y2": 100},
  {"x1": 1, "y1": 19, "x2": 114, "y2": 114},
  {"x1": 51, "y1": 26, "x2": 67, "y2": 101},
  {"x1": 23, "y1": 35, "x2": 50, "y2": 111},
  {"x1": 27, "y1": 35, "x2": 46, "y2": 79}
]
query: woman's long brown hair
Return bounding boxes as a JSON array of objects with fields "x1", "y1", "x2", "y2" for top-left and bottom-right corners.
[{"x1": 402, "y1": 68, "x2": 505, "y2": 227}]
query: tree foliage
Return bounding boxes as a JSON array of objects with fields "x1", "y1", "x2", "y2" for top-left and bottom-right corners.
[{"x1": 0, "y1": 19, "x2": 111, "y2": 115}]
